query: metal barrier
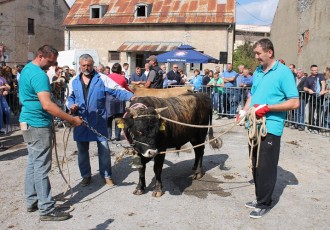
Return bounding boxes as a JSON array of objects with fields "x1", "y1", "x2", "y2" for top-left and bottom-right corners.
[
  {"x1": 1, "y1": 91, "x2": 20, "y2": 133},
  {"x1": 192, "y1": 85, "x2": 330, "y2": 133},
  {"x1": 2, "y1": 84, "x2": 68, "y2": 133},
  {"x1": 4, "y1": 85, "x2": 330, "y2": 135}
]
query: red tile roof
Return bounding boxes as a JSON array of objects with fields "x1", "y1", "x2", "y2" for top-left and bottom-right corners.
[
  {"x1": 64, "y1": 0, "x2": 235, "y2": 26},
  {"x1": 117, "y1": 41, "x2": 181, "y2": 52}
]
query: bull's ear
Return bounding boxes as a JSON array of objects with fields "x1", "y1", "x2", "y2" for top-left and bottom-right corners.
[
  {"x1": 115, "y1": 118, "x2": 125, "y2": 129},
  {"x1": 155, "y1": 107, "x2": 168, "y2": 114}
]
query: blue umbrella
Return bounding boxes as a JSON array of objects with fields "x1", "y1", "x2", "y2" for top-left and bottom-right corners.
[{"x1": 156, "y1": 45, "x2": 219, "y2": 63}]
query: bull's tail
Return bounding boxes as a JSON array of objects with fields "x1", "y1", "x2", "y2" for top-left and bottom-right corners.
[{"x1": 208, "y1": 108, "x2": 222, "y2": 149}]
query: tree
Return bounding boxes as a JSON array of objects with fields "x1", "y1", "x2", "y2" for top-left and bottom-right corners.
[{"x1": 233, "y1": 42, "x2": 258, "y2": 73}]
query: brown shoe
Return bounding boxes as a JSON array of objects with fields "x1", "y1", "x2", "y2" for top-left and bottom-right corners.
[
  {"x1": 80, "y1": 176, "x2": 91, "y2": 187},
  {"x1": 104, "y1": 178, "x2": 115, "y2": 186}
]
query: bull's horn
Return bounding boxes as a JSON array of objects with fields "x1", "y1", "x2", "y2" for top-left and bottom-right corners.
[
  {"x1": 125, "y1": 108, "x2": 138, "y2": 118},
  {"x1": 155, "y1": 107, "x2": 168, "y2": 114}
]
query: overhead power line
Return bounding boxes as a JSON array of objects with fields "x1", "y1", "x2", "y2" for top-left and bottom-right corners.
[{"x1": 236, "y1": 1, "x2": 272, "y2": 25}]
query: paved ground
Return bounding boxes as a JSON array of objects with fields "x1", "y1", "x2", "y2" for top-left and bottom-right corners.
[{"x1": 0, "y1": 118, "x2": 329, "y2": 230}]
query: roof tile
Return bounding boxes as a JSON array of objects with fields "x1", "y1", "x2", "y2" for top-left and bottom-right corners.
[{"x1": 64, "y1": 0, "x2": 235, "y2": 26}]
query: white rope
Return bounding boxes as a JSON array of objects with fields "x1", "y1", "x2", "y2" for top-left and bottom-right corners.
[{"x1": 246, "y1": 107, "x2": 267, "y2": 169}]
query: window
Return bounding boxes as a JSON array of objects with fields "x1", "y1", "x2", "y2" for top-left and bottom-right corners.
[
  {"x1": 135, "y1": 4, "x2": 150, "y2": 18},
  {"x1": 108, "y1": 51, "x2": 120, "y2": 62},
  {"x1": 135, "y1": 54, "x2": 144, "y2": 69},
  {"x1": 91, "y1": 8, "x2": 100, "y2": 18},
  {"x1": 28, "y1": 18, "x2": 34, "y2": 35},
  {"x1": 190, "y1": 51, "x2": 203, "y2": 71},
  {"x1": 190, "y1": 63, "x2": 203, "y2": 71},
  {"x1": 90, "y1": 5, "x2": 108, "y2": 19}
]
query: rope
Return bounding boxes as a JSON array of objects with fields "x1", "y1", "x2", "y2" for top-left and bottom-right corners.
[
  {"x1": 125, "y1": 103, "x2": 239, "y2": 155},
  {"x1": 158, "y1": 115, "x2": 232, "y2": 128},
  {"x1": 159, "y1": 120, "x2": 237, "y2": 154},
  {"x1": 246, "y1": 107, "x2": 267, "y2": 169},
  {"x1": 51, "y1": 121, "x2": 75, "y2": 212}
]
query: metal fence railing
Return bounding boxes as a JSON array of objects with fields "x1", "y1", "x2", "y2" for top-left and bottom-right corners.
[
  {"x1": 198, "y1": 85, "x2": 329, "y2": 134},
  {"x1": 2, "y1": 85, "x2": 330, "y2": 136}
]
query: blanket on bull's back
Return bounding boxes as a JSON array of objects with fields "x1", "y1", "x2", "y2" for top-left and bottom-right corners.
[{"x1": 130, "y1": 85, "x2": 193, "y2": 98}]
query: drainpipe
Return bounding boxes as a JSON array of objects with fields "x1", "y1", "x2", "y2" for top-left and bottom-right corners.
[
  {"x1": 65, "y1": 26, "x2": 70, "y2": 50},
  {"x1": 226, "y1": 24, "x2": 232, "y2": 60},
  {"x1": 68, "y1": 29, "x2": 70, "y2": 50},
  {"x1": 224, "y1": 24, "x2": 232, "y2": 71}
]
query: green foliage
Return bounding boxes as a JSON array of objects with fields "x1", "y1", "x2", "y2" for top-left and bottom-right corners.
[{"x1": 233, "y1": 42, "x2": 259, "y2": 72}]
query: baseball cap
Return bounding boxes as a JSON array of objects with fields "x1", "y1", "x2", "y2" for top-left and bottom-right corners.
[{"x1": 146, "y1": 55, "x2": 157, "y2": 62}]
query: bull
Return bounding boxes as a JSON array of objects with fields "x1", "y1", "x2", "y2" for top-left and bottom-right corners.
[{"x1": 118, "y1": 93, "x2": 221, "y2": 197}]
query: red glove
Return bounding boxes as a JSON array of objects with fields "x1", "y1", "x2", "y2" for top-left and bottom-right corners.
[{"x1": 253, "y1": 104, "x2": 270, "y2": 118}]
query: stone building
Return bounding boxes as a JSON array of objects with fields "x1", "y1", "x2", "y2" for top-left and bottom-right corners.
[
  {"x1": 0, "y1": 0, "x2": 70, "y2": 65},
  {"x1": 271, "y1": 0, "x2": 330, "y2": 71},
  {"x1": 63, "y1": 0, "x2": 235, "y2": 76}
]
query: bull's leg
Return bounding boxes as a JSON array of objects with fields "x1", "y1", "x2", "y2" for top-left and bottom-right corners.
[
  {"x1": 192, "y1": 145, "x2": 205, "y2": 180},
  {"x1": 152, "y1": 153, "x2": 165, "y2": 197},
  {"x1": 133, "y1": 156, "x2": 151, "y2": 195}
]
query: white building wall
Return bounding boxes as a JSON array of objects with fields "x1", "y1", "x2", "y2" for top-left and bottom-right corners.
[{"x1": 65, "y1": 24, "x2": 234, "y2": 75}]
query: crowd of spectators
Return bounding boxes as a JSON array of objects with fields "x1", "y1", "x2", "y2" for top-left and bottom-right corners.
[{"x1": 0, "y1": 58, "x2": 329, "y2": 141}]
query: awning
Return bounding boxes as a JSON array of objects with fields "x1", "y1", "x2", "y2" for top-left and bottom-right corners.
[{"x1": 117, "y1": 42, "x2": 182, "y2": 52}]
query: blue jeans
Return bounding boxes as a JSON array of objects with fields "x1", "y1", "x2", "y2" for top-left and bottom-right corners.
[
  {"x1": 76, "y1": 141, "x2": 112, "y2": 179},
  {"x1": 24, "y1": 126, "x2": 55, "y2": 215},
  {"x1": 324, "y1": 98, "x2": 330, "y2": 128},
  {"x1": 212, "y1": 92, "x2": 219, "y2": 111},
  {"x1": 218, "y1": 94, "x2": 223, "y2": 113},
  {"x1": 293, "y1": 98, "x2": 306, "y2": 127},
  {"x1": 1, "y1": 96, "x2": 10, "y2": 132},
  {"x1": 107, "y1": 116, "x2": 121, "y2": 140}
]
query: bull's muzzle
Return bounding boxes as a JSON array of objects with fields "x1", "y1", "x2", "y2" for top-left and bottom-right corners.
[{"x1": 142, "y1": 149, "x2": 159, "y2": 158}]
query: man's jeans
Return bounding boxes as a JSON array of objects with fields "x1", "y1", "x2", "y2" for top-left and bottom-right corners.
[
  {"x1": 107, "y1": 116, "x2": 121, "y2": 140},
  {"x1": 323, "y1": 98, "x2": 330, "y2": 128},
  {"x1": 293, "y1": 98, "x2": 306, "y2": 127},
  {"x1": 212, "y1": 92, "x2": 219, "y2": 111},
  {"x1": 24, "y1": 126, "x2": 55, "y2": 215},
  {"x1": 76, "y1": 141, "x2": 112, "y2": 179}
]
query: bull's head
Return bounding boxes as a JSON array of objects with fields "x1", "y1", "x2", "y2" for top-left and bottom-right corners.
[{"x1": 117, "y1": 106, "x2": 167, "y2": 158}]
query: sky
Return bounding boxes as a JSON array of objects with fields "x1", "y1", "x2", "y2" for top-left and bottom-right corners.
[
  {"x1": 65, "y1": 0, "x2": 279, "y2": 26},
  {"x1": 236, "y1": 0, "x2": 279, "y2": 25}
]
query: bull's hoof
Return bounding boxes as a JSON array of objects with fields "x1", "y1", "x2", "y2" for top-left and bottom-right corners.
[
  {"x1": 192, "y1": 173, "x2": 204, "y2": 180},
  {"x1": 133, "y1": 189, "x2": 145, "y2": 195},
  {"x1": 152, "y1": 191, "x2": 164, "y2": 197}
]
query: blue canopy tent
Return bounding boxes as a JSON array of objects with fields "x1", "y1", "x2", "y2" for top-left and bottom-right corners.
[{"x1": 156, "y1": 45, "x2": 219, "y2": 63}]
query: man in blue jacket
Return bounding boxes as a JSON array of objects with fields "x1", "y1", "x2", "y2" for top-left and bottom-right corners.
[{"x1": 67, "y1": 54, "x2": 134, "y2": 187}]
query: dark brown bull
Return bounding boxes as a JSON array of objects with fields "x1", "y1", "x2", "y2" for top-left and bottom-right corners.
[{"x1": 118, "y1": 93, "x2": 221, "y2": 197}]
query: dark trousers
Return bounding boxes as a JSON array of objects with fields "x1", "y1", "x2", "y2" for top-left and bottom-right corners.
[{"x1": 249, "y1": 133, "x2": 281, "y2": 209}]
